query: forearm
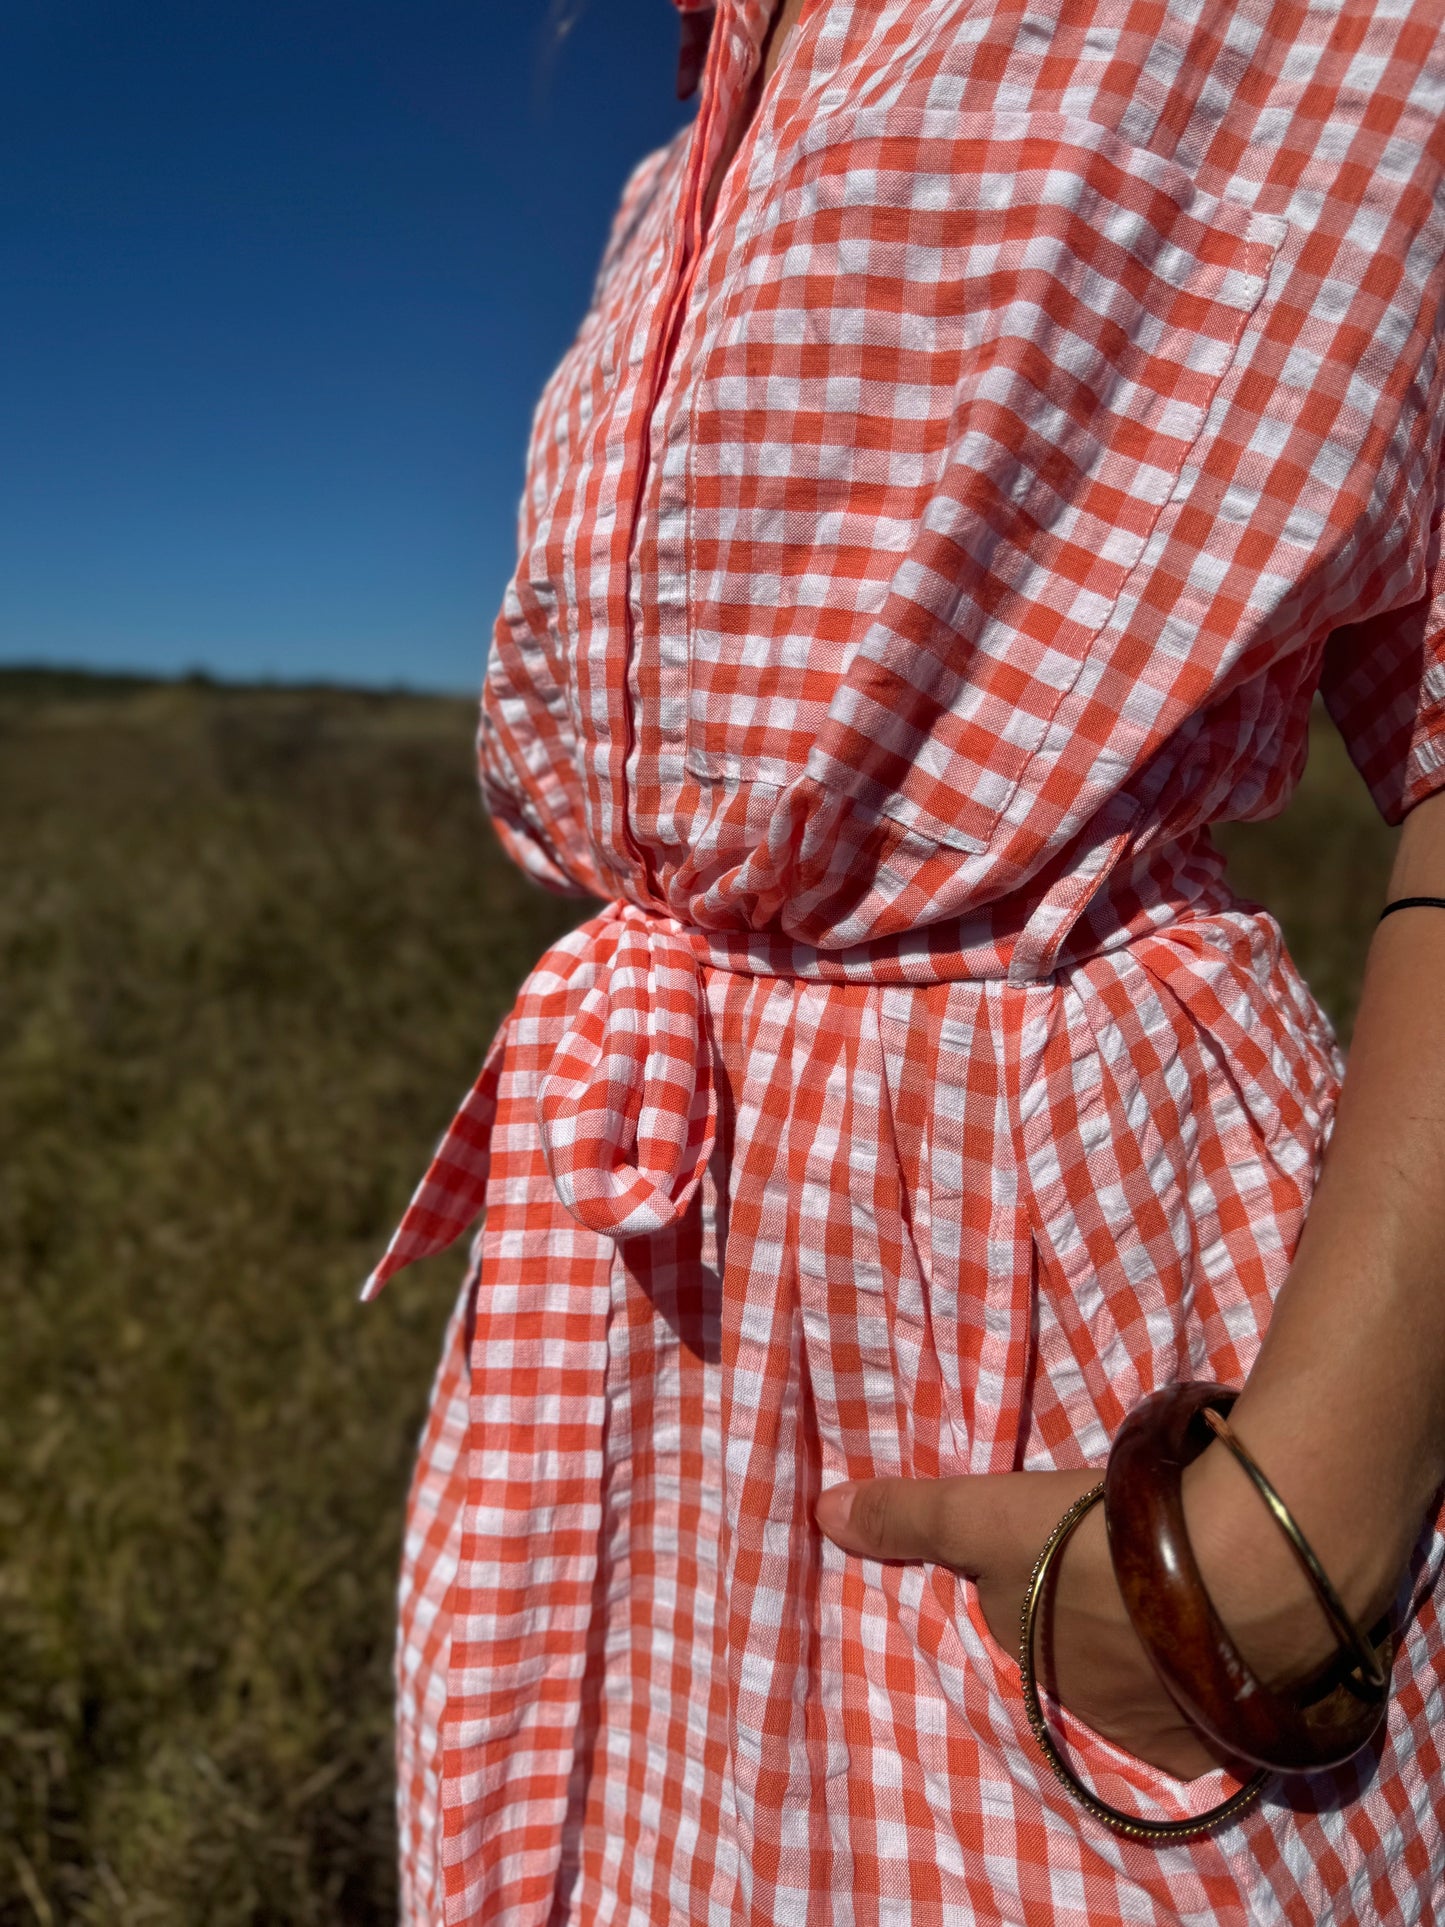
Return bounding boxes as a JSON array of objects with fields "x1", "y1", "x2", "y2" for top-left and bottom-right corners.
[{"x1": 1189, "y1": 787, "x2": 1445, "y2": 1674}]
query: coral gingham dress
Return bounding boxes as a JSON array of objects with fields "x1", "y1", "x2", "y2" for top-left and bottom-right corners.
[{"x1": 367, "y1": 0, "x2": 1445, "y2": 1919}]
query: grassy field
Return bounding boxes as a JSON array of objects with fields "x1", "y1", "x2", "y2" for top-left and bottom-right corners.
[{"x1": 0, "y1": 671, "x2": 1398, "y2": 1923}]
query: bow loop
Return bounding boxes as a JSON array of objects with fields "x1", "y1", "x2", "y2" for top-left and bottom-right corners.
[
  {"x1": 538, "y1": 919, "x2": 717, "y2": 1237},
  {"x1": 361, "y1": 906, "x2": 720, "y2": 1300}
]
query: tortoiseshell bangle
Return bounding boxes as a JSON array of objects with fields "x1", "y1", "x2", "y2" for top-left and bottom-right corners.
[
  {"x1": 1104, "y1": 1383, "x2": 1394, "y2": 1775},
  {"x1": 1018, "y1": 1382, "x2": 1398, "y2": 1841}
]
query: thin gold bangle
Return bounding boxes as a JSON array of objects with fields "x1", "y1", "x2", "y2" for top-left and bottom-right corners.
[
  {"x1": 1199, "y1": 1407, "x2": 1389, "y2": 1695},
  {"x1": 1017, "y1": 1483, "x2": 1270, "y2": 1842}
]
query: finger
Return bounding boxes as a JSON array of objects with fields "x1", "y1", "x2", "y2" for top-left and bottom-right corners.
[
  {"x1": 814, "y1": 1475, "x2": 982, "y2": 1567},
  {"x1": 814, "y1": 1469, "x2": 1100, "y2": 1571}
]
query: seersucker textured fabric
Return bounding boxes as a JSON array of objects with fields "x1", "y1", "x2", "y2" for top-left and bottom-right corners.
[{"x1": 368, "y1": 0, "x2": 1445, "y2": 1919}]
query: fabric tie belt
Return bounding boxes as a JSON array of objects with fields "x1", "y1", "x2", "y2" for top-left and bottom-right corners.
[
  {"x1": 361, "y1": 904, "x2": 719, "y2": 1299},
  {"x1": 359, "y1": 861, "x2": 1279, "y2": 1303}
]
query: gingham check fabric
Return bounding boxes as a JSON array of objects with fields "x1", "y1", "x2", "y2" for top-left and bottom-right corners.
[{"x1": 370, "y1": 1, "x2": 1445, "y2": 1919}]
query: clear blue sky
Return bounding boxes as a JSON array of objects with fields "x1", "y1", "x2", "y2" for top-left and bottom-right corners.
[{"x1": 0, "y1": 0, "x2": 693, "y2": 692}]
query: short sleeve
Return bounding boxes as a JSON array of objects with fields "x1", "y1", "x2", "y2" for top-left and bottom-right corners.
[{"x1": 1319, "y1": 475, "x2": 1445, "y2": 825}]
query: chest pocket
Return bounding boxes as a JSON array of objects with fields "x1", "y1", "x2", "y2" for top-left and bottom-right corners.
[{"x1": 683, "y1": 107, "x2": 1285, "y2": 853}]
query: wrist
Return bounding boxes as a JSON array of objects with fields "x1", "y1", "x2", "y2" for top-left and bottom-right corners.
[
  {"x1": 1213, "y1": 1317, "x2": 1445, "y2": 1637},
  {"x1": 1181, "y1": 1434, "x2": 1405, "y2": 1693}
]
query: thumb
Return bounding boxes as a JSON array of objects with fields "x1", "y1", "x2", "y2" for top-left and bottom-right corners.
[{"x1": 814, "y1": 1469, "x2": 1101, "y2": 1572}]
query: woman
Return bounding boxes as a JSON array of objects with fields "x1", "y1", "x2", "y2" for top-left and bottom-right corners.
[{"x1": 369, "y1": 0, "x2": 1445, "y2": 1918}]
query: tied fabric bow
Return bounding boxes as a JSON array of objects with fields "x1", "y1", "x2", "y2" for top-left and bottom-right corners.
[
  {"x1": 538, "y1": 915, "x2": 717, "y2": 1237},
  {"x1": 361, "y1": 906, "x2": 718, "y2": 1299}
]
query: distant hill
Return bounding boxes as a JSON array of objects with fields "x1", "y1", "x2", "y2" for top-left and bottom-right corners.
[
  {"x1": 0, "y1": 661, "x2": 166, "y2": 701},
  {"x1": 0, "y1": 661, "x2": 466, "y2": 705}
]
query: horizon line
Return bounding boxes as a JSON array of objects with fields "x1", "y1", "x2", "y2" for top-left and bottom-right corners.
[{"x1": 0, "y1": 657, "x2": 479, "y2": 702}]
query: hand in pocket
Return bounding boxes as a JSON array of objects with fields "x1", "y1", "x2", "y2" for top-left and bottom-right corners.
[{"x1": 815, "y1": 1466, "x2": 1224, "y2": 1782}]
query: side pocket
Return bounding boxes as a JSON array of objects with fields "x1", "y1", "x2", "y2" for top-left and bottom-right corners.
[
  {"x1": 1018, "y1": 944, "x2": 1317, "y2": 1434},
  {"x1": 1135, "y1": 908, "x2": 1342, "y2": 1188},
  {"x1": 950, "y1": 1542, "x2": 1256, "y2": 1825}
]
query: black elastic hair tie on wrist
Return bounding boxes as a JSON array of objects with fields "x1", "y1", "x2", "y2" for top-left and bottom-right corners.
[{"x1": 1378, "y1": 895, "x2": 1445, "y2": 923}]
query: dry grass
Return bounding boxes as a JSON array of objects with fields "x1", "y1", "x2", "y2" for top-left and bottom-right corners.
[
  {"x1": 0, "y1": 673, "x2": 586, "y2": 1923},
  {"x1": 0, "y1": 671, "x2": 1396, "y2": 1922}
]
